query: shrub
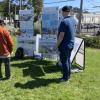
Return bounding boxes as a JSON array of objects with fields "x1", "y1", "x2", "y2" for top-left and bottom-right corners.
[{"x1": 83, "y1": 36, "x2": 100, "y2": 49}]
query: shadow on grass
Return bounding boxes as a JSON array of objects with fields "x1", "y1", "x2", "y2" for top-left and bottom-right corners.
[
  {"x1": 11, "y1": 56, "x2": 53, "y2": 68},
  {"x1": 11, "y1": 56, "x2": 34, "y2": 62},
  {"x1": 23, "y1": 64, "x2": 60, "y2": 78},
  {"x1": 11, "y1": 56, "x2": 60, "y2": 78},
  {"x1": 15, "y1": 78, "x2": 60, "y2": 89}
]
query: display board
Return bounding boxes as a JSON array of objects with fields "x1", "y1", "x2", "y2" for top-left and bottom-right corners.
[
  {"x1": 16, "y1": 9, "x2": 35, "y2": 57},
  {"x1": 71, "y1": 37, "x2": 85, "y2": 69},
  {"x1": 42, "y1": 7, "x2": 59, "y2": 34},
  {"x1": 17, "y1": 37, "x2": 36, "y2": 56},
  {"x1": 75, "y1": 39, "x2": 85, "y2": 69},
  {"x1": 38, "y1": 34, "x2": 58, "y2": 60},
  {"x1": 19, "y1": 9, "x2": 34, "y2": 36}
]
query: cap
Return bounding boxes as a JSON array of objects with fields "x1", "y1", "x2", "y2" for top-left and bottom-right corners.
[{"x1": 62, "y1": 6, "x2": 72, "y2": 12}]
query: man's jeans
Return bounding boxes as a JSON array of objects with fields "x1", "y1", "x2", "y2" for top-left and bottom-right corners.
[
  {"x1": 0, "y1": 57, "x2": 11, "y2": 78},
  {"x1": 59, "y1": 48, "x2": 72, "y2": 80}
]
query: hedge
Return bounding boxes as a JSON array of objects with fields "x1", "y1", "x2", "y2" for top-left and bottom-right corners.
[{"x1": 83, "y1": 36, "x2": 100, "y2": 49}]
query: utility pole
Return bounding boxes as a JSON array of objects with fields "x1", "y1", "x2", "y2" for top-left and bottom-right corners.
[
  {"x1": 9, "y1": 0, "x2": 11, "y2": 24},
  {"x1": 77, "y1": 0, "x2": 83, "y2": 34},
  {"x1": 15, "y1": 5, "x2": 16, "y2": 16},
  {"x1": 20, "y1": 0, "x2": 22, "y2": 10}
]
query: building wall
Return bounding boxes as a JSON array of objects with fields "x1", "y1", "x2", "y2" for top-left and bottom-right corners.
[{"x1": 82, "y1": 13, "x2": 100, "y2": 24}]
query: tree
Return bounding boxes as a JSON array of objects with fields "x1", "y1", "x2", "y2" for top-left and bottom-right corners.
[
  {"x1": 31, "y1": 0, "x2": 43, "y2": 22},
  {"x1": 0, "y1": 0, "x2": 43, "y2": 22},
  {"x1": 0, "y1": 0, "x2": 16, "y2": 17}
]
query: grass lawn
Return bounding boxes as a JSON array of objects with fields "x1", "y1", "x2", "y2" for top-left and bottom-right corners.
[{"x1": 0, "y1": 37, "x2": 100, "y2": 100}]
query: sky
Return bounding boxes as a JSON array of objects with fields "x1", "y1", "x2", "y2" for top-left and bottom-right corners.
[
  {"x1": 0, "y1": 0, "x2": 3, "y2": 2},
  {"x1": 0, "y1": 0, "x2": 100, "y2": 12},
  {"x1": 44, "y1": 0, "x2": 100, "y2": 12}
]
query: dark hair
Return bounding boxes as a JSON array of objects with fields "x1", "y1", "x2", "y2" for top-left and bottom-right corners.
[
  {"x1": 62, "y1": 6, "x2": 72, "y2": 12},
  {"x1": 0, "y1": 20, "x2": 4, "y2": 25}
]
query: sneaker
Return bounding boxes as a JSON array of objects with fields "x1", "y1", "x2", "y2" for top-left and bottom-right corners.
[{"x1": 59, "y1": 77, "x2": 68, "y2": 82}]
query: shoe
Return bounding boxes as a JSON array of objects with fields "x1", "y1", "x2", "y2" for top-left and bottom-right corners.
[{"x1": 59, "y1": 77, "x2": 68, "y2": 82}]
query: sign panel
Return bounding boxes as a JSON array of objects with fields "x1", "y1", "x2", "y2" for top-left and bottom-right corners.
[
  {"x1": 71, "y1": 37, "x2": 85, "y2": 69},
  {"x1": 38, "y1": 34, "x2": 58, "y2": 60},
  {"x1": 71, "y1": 37, "x2": 83, "y2": 62},
  {"x1": 75, "y1": 40, "x2": 85, "y2": 68},
  {"x1": 42, "y1": 7, "x2": 59, "y2": 34},
  {"x1": 19, "y1": 9, "x2": 34, "y2": 37},
  {"x1": 16, "y1": 9, "x2": 35, "y2": 57},
  {"x1": 17, "y1": 36, "x2": 36, "y2": 56}
]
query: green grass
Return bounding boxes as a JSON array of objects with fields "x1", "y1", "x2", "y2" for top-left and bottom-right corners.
[{"x1": 0, "y1": 37, "x2": 100, "y2": 100}]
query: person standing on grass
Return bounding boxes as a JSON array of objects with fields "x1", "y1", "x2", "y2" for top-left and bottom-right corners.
[
  {"x1": 56, "y1": 6, "x2": 77, "y2": 82},
  {"x1": 0, "y1": 20, "x2": 13, "y2": 80}
]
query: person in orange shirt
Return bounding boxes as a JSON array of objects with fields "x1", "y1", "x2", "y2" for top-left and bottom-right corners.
[{"x1": 0, "y1": 20, "x2": 13, "y2": 80}]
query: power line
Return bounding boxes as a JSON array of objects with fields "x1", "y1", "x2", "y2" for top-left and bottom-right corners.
[
  {"x1": 86, "y1": 0, "x2": 100, "y2": 8},
  {"x1": 44, "y1": 0, "x2": 75, "y2": 4}
]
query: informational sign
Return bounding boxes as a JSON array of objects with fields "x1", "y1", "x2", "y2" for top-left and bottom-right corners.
[
  {"x1": 17, "y1": 36, "x2": 36, "y2": 56},
  {"x1": 42, "y1": 7, "x2": 59, "y2": 34},
  {"x1": 75, "y1": 39, "x2": 85, "y2": 69},
  {"x1": 71, "y1": 37, "x2": 85, "y2": 69},
  {"x1": 19, "y1": 9, "x2": 34, "y2": 36},
  {"x1": 16, "y1": 9, "x2": 35, "y2": 57},
  {"x1": 38, "y1": 7, "x2": 59, "y2": 59},
  {"x1": 38, "y1": 34, "x2": 58, "y2": 60},
  {"x1": 71, "y1": 37, "x2": 83, "y2": 62}
]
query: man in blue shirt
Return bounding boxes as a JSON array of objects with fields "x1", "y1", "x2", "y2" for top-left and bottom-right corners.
[{"x1": 57, "y1": 6, "x2": 77, "y2": 82}]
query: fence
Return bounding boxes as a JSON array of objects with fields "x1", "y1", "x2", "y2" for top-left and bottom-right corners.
[{"x1": 80, "y1": 23, "x2": 100, "y2": 35}]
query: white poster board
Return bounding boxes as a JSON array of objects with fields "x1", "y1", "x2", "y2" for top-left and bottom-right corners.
[
  {"x1": 42, "y1": 7, "x2": 59, "y2": 34},
  {"x1": 71, "y1": 37, "x2": 85, "y2": 69},
  {"x1": 75, "y1": 39, "x2": 85, "y2": 68},
  {"x1": 71, "y1": 37, "x2": 83, "y2": 62}
]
